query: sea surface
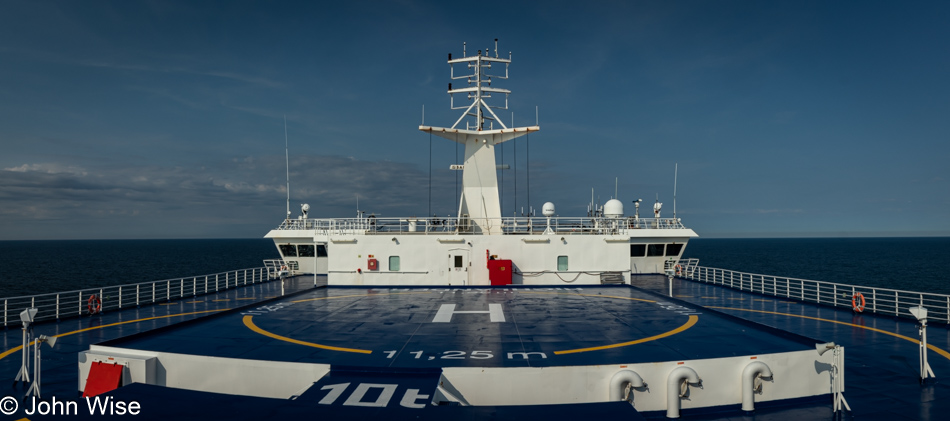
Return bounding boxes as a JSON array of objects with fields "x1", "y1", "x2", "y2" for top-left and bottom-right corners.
[
  {"x1": 0, "y1": 239, "x2": 279, "y2": 298},
  {"x1": 0, "y1": 237, "x2": 948, "y2": 298},
  {"x1": 681, "y1": 237, "x2": 950, "y2": 295}
]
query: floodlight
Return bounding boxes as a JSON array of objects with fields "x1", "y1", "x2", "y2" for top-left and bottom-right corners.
[
  {"x1": 816, "y1": 342, "x2": 835, "y2": 356},
  {"x1": 909, "y1": 306, "x2": 928, "y2": 322},
  {"x1": 38, "y1": 335, "x2": 57, "y2": 348},
  {"x1": 19, "y1": 308, "x2": 38, "y2": 326}
]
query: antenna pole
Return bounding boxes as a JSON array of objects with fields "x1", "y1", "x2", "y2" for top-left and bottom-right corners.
[
  {"x1": 673, "y1": 163, "x2": 678, "y2": 219},
  {"x1": 284, "y1": 115, "x2": 290, "y2": 218}
]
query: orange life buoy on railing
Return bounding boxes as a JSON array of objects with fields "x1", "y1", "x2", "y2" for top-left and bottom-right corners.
[
  {"x1": 675, "y1": 264, "x2": 682, "y2": 276},
  {"x1": 87, "y1": 294, "x2": 102, "y2": 315},
  {"x1": 851, "y1": 292, "x2": 866, "y2": 313}
]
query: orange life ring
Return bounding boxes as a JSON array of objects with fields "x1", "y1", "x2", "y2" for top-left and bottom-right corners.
[
  {"x1": 87, "y1": 294, "x2": 102, "y2": 315},
  {"x1": 851, "y1": 292, "x2": 866, "y2": 313},
  {"x1": 675, "y1": 264, "x2": 682, "y2": 276}
]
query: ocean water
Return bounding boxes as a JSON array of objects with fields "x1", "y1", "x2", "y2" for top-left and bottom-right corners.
[
  {"x1": 681, "y1": 237, "x2": 950, "y2": 296},
  {"x1": 0, "y1": 239, "x2": 279, "y2": 298},
  {"x1": 0, "y1": 237, "x2": 948, "y2": 298}
]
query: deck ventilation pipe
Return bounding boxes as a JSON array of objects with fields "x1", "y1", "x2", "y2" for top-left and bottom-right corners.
[
  {"x1": 666, "y1": 366, "x2": 700, "y2": 418},
  {"x1": 609, "y1": 370, "x2": 646, "y2": 403},
  {"x1": 741, "y1": 361, "x2": 773, "y2": 412}
]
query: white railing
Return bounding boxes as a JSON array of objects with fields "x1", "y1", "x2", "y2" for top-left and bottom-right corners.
[
  {"x1": 276, "y1": 216, "x2": 688, "y2": 235},
  {"x1": 683, "y1": 266, "x2": 950, "y2": 324},
  {"x1": 1, "y1": 267, "x2": 273, "y2": 328}
]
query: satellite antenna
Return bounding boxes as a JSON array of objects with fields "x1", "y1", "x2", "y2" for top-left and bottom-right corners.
[{"x1": 14, "y1": 307, "x2": 38, "y2": 386}]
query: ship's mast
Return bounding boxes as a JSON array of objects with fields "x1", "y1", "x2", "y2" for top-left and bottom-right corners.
[{"x1": 420, "y1": 39, "x2": 539, "y2": 234}]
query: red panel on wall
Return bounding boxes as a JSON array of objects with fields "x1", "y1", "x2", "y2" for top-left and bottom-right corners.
[{"x1": 488, "y1": 260, "x2": 513, "y2": 285}]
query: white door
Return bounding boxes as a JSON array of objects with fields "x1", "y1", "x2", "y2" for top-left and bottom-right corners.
[{"x1": 447, "y1": 249, "x2": 469, "y2": 286}]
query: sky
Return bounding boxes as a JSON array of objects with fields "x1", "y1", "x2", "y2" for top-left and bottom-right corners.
[{"x1": 1, "y1": 1, "x2": 948, "y2": 240}]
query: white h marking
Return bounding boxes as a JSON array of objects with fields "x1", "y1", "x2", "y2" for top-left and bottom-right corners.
[{"x1": 432, "y1": 303, "x2": 505, "y2": 323}]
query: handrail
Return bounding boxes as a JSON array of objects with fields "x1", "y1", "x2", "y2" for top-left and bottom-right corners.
[
  {"x1": 1, "y1": 266, "x2": 280, "y2": 328},
  {"x1": 683, "y1": 265, "x2": 950, "y2": 325},
  {"x1": 274, "y1": 215, "x2": 690, "y2": 235}
]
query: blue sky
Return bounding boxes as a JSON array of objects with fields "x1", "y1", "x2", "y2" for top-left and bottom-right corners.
[{"x1": 1, "y1": 1, "x2": 948, "y2": 240}]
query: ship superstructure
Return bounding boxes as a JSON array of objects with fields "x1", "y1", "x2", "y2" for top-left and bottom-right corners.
[{"x1": 266, "y1": 41, "x2": 698, "y2": 286}]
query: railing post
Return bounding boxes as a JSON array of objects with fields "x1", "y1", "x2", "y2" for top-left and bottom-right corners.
[
  {"x1": 119, "y1": 286, "x2": 122, "y2": 309},
  {"x1": 56, "y1": 294, "x2": 60, "y2": 320},
  {"x1": 137, "y1": 284, "x2": 140, "y2": 307},
  {"x1": 872, "y1": 289, "x2": 876, "y2": 313},
  {"x1": 216, "y1": 274, "x2": 219, "y2": 292},
  {"x1": 895, "y1": 291, "x2": 899, "y2": 316},
  {"x1": 180, "y1": 279, "x2": 184, "y2": 299},
  {"x1": 167, "y1": 280, "x2": 171, "y2": 301},
  {"x1": 833, "y1": 284, "x2": 837, "y2": 308},
  {"x1": 152, "y1": 283, "x2": 156, "y2": 303},
  {"x1": 817, "y1": 283, "x2": 821, "y2": 304},
  {"x1": 193, "y1": 278, "x2": 197, "y2": 297},
  {"x1": 205, "y1": 276, "x2": 209, "y2": 294},
  {"x1": 800, "y1": 280, "x2": 804, "y2": 301},
  {"x1": 3, "y1": 299, "x2": 6, "y2": 327}
]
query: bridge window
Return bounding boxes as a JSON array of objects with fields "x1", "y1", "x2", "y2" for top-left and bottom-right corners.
[
  {"x1": 666, "y1": 243, "x2": 684, "y2": 256},
  {"x1": 630, "y1": 244, "x2": 646, "y2": 257},
  {"x1": 389, "y1": 256, "x2": 400, "y2": 271},
  {"x1": 317, "y1": 245, "x2": 328, "y2": 257},
  {"x1": 298, "y1": 244, "x2": 315, "y2": 257},
  {"x1": 557, "y1": 256, "x2": 569, "y2": 271},
  {"x1": 647, "y1": 244, "x2": 665, "y2": 257},
  {"x1": 278, "y1": 244, "x2": 297, "y2": 257}
]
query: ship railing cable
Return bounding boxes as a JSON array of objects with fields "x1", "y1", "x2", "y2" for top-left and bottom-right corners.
[
  {"x1": 682, "y1": 265, "x2": 950, "y2": 325},
  {"x1": 0, "y1": 266, "x2": 280, "y2": 328}
]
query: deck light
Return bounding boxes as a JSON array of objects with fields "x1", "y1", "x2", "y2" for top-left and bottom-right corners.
[{"x1": 816, "y1": 342, "x2": 850, "y2": 413}]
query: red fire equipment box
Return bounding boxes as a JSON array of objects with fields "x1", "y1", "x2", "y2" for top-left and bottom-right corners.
[
  {"x1": 488, "y1": 259, "x2": 513, "y2": 285},
  {"x1": 367, "y1": 258, "x2": 378, "y2": 271}
]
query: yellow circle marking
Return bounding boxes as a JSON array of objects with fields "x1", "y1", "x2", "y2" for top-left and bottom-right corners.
[
  {"x1": 243, "y1": 315, "x2": 371, "y2": 354},
  {"x1": 244, "y1": 291, "x2": 431, "y2": 354},
  {"x1": 556, "y1": 315, "x2": 699, "y2": 355},
  {"x1": 0, "y1": 309, "x2": 228, "y2": 362},
  {"x1": 707, "y1": 306, "x2": 950, "y2": 362}
]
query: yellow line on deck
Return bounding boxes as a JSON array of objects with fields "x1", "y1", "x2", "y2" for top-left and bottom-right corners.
[
  {"x1": 707, "y1": 306, "x2": 950, "y2": 361},
  {"x1": 243, "y1": 315, "x2": 372, "y2": 354},
  {"x1": 0, "y1": 309, "x2": 228, "y2": 362},
  {"x1": 554, "y1": 315, "x2": 699, "y2": 355}
]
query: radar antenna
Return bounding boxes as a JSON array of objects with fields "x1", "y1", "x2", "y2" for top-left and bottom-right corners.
[{"x1": 420, "y1": 40, "x2": 539, "y2": 234}]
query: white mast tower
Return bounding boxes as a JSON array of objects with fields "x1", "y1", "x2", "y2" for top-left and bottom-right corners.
[{"x1": 420, "y1": 39, "x2": 539, "y2": 235}]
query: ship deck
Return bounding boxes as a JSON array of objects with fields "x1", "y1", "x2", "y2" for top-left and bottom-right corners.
[
  {"x1": 99, "y1": 285, "x2": 819, "y2": 368},
  {"x1": 1, "y1": 275, "x2": 948, "y2": 419}
]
